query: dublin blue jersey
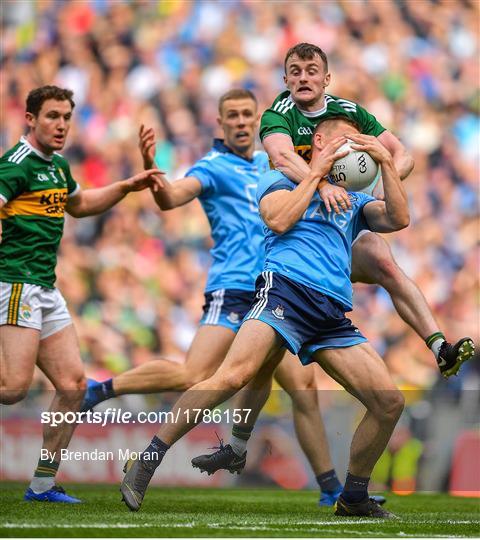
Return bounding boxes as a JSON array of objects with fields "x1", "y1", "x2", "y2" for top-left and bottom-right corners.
[
  {"x1": 187, "y1": 139, "x2": 270, "y2": 293},
  {"x1": 257, "y1": 170, "x2": 375, "y2": 310}
]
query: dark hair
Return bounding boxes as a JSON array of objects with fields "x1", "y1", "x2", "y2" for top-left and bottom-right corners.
[
  {"x1": 313, "y1": 115, "x2": 360, "y2": 137},
  {"x1": 218, "y1": 88, "x2": 257, "y2": 114},
  {"x1": 284, "y1": 43, "x2": 328, "y2": 73},
  {"x1": 26, "y1": 86, "x2": 75, "y2": 117}
]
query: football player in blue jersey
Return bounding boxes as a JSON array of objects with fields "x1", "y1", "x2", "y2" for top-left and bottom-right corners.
[
  {"x1": 119, "y1": 116, "x2": 409, "y2": 518},
  {"x1": 84, "y1": 89, "x2": 357, "y2": 506},
  {"x1": 190, "y1": 43, "x2": 473, "y2": 486},
  {"x1": 261, "y1": 43, "x2": 474, "y2": 379}
]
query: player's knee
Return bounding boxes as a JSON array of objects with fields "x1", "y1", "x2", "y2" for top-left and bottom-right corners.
[
  {"x1": 53, "y1": 373, "x2": 86, "y2": 396},
  {"x1": 291, "y1": 392, "x2": 318, "y2": 416},
  {"x1": 302, "y1": 375, "x2": 317, "y2": 393},
  {"x1": 378, "y1": 257, "x2": 403, "y2": 287},
  {"x1": 0, "y1": 372, "x2": 32, "y2": 404},
  {"x1": 0, "y1": 386, "x2": 29, "y2": 405},
  {"x1": 378, "y1": 390, "x2": 405, "y2": 425},
  {"x1": 288, "y1": 378, "x2": 318, "y2": 408},
  {"x1": 355, "y1": 235, "x2": 404, "y2": 288},
  {"x1": 221, "y1": 371, "x2": 251, "y2": 392}
]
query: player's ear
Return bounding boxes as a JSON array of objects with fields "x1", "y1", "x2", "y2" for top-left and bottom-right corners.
[
  {"x1": 216, "y1": 115, "x2": 222, "y2": 128},
  {"x1": 313, "y1": 131, "x2": 323, "y2": 150},
  {"x1": 25, "y1": 112, "x2": 36, "y2": 129},
  {"x1": 323, "y1": 72, "x2": 331, "y2": 88}
]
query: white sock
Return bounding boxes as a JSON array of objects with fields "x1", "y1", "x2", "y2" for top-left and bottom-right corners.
[
  {"x1": 29, "y1": 477, "x2": 55, "y2": 494},
  {"x1": 230, "y1": 435, "x2": 248, "y2": 457},
  {"x1": 430, "y1": 338, "x2": 445, "y2": 361}
]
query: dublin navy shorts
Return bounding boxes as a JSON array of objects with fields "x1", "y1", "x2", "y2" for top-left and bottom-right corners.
[
  {"x1": 200, "y1": 289, "x2": 255, "y2": 333},
  {"x1": 245, "y1": 271, "x2": 367, "y2": 364}
]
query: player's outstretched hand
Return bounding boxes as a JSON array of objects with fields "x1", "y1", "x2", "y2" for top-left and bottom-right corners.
[
  {"x1": 123, "y1": 169, "x2": 165, "y2": 193},
  {"x1": 139, "y1": 124, "x2": 156, "y2": 169},
  {"x1": 348, "y1": 133, "x2": 392, "y2": 164}
]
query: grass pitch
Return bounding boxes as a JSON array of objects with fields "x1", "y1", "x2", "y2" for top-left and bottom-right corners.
[{"x1": 0, "y1": 482, "x2": 479, "y2": 537}]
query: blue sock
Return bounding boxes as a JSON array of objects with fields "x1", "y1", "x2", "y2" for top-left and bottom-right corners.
[
  {"x1": 316, "y1": 469, "x2": 342, "y2": 493},
  {"x1": 141, "y1": 436, "x2": 170, "y2": 469},
  {"x1": 342, "y1": 472, "x2": 369, "y2": 503}
]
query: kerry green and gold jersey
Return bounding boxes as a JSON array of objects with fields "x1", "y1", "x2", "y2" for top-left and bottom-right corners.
[
  {"x1": 260, "y1": 91, "x2": 386, "y2": 164},
  {"x1": 0, "y1": 137, "x2": 79, "y2": 288}
]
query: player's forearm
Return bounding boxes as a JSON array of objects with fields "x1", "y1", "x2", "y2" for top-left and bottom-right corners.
[
  {"x1": 69, "y1": 182, "x2": 130, "y2": 217},
  {"x1": 273, "y1": 149, "x2": 311, "y2": 184},
  {"x1": 261, "y1": 173, "x2": 322, "y2": 234},
  {"x1": 392, "y1": 149, "x2": 414, "y2": 180},
  {"x1": 275, "y1": 149, "x2": 331, "y2": 193},
  {"x1": 142, "y1": 156, "x2": 176, "y2": 209},
  {"x1": 263, "y1": 135, "x2": 311, "y2": 184},
  {"x1": 143, "y1": 154, "x2": 155, "y2": 170},
  {"x1": 150, "y1": 177, "x2": 201, "y2": 210},
  {"x1": 381, "y1": 159, "x2": 409, "y2": 230},
  {"x1": 377, "y1": 131, "x2": 414, "y2": 180},
  {"x1": 150, "y1": 184, "x2": 177, "y2": 210}
]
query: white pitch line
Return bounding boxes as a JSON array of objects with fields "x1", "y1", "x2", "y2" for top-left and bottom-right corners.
[
  {"x1": 397, "y1": 534, "x2": 467, "y2": 539},
  {"x1": 208, "y1": 519, "x2": 379, "y2": 526},
  {"x1": 207, "y1": 524, "x2": 469, "y2": 537},
  {"x1": 2, "y1": 523, "x2": 194, "y2": 529},
  {"x1": 0, "y1": 524, "x2": 469, "y2": 538},
  {"x1": 2, "y1": 517, "x2": 477, "y2": 533},
  {"x1": 209, "y1": 519, "x2": 477, "y2": 527}
]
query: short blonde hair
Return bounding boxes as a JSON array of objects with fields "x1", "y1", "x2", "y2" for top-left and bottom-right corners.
[{"x1": 218, "y1": 89, "x2": 257, "y2": 114}]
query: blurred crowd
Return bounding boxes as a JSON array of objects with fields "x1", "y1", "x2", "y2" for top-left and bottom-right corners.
[{"x1": 1, "y1": 0, "x2": 478, "y2": 399}]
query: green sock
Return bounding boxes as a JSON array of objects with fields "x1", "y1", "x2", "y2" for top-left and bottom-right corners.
[
  {"x1": 425, "y1": 332, "x2": 445, "y2": 360},
  {"x1": 30, "y1": 458, "x2": 59, "y2": 493},
  {"x1": 231, "y1": 425, "x2": 253, "y2": 456}
]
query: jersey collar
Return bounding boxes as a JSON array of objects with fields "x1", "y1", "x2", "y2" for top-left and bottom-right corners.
[
  {"x1": 213, "y1": 138, "x2": 254, "y2": 163},
  {"x1": 293, "y1": 95, "x2": 328, "y2": 118},
  {"x1": 20, "y1": 136, "x2": 54, "y2": 162}
]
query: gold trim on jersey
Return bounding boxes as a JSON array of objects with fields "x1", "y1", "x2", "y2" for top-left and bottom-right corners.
[
  {"x1": 294, "y1": 145, "x2": 312, "y2": 163},
  {"x1": 268, "y1": 144, "x2": 313, "y2": 170},
  {"x1": 7, "y1": 283, "x2": 23, "y2": 325},
  {"x1": 0, "y1": 189, "x2": 68, "y2": 218}
]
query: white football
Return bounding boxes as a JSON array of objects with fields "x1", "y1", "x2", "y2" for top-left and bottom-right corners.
[{"x1": 328, "y1": 140, "x2": 380, "y2": 194}]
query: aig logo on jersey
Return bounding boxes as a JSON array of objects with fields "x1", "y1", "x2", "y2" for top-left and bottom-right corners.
[{"x1": 298, "y1": 127, "x2": 313, "y2": 135}]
